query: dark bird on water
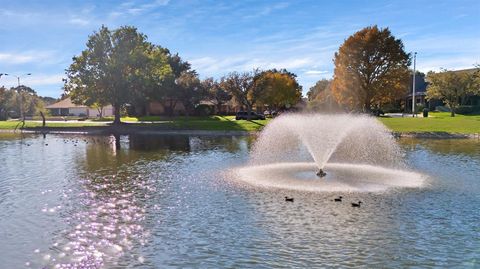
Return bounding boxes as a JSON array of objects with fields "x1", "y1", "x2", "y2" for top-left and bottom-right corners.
[
  {"x1": 334, "y1": 196, "x2": 342, "y2": 202},
  {"x1": 285, "y1": 196, "x2": 294, "y2": 202},
  {"x1": 351, "y1": 201, "x2": 362, "y2": 207}
]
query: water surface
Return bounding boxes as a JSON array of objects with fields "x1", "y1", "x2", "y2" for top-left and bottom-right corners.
[{"x1": 0, "y1": 134, "x2": 479, "y2": 268}]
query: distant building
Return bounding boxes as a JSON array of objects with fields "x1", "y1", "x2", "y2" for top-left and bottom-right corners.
[
  {"x1": 46, "y1": 97, "x2": 114, "y2": 117},
  {"x1": 405, "y1": 72, "x2": 430, "y2": 111}
]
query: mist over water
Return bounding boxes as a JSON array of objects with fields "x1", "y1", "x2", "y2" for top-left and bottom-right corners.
[{"x1": 239, "y1": 114, "x2": 424, "y2": 192}]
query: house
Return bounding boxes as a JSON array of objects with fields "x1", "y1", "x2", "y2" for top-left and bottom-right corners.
[
  {"x1": 46, "y1": 97, "x2": 114, "y2": 117},
  {"x1": 405, "y1": 72, "x2": 429, "y2": 111}
]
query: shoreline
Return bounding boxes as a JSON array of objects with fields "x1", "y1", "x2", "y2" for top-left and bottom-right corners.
[
  {"x1": 1, "y1": 126, "x2": 479, "y2": 139},
  {"x1": 0, "y1": 126, "x2": 252, "y2": 136}
]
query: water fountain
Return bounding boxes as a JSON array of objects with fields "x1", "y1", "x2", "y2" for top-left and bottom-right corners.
[{"x1": 235, "y1": 114, "x2": 425, "y2": 192}]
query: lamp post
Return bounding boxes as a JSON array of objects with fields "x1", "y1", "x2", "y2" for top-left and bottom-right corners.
[
  {"x1": 4, "y1": 73, "x2": 32, "y2": 120},
  {"x1": 412, "y1": 52, "x2": 417, "y2": 117}
]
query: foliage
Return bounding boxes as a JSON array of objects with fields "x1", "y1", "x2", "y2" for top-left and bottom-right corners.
[
  {"x1": 159, "y1": 52, "x2": 197, "y2": 116},
  {"x1": 175, "y1": 71, "x2": 203, "y2": 116},
  {"x1": 426, "y1": 68, "x2": 479, "y2": 117},
  {"x1": 0, "y1": 86, "x2": 47, "y2": 120},
  {"x1": 307, "y1": 79, "x2": 331, "y2": 101},
  {"x1": 221, "y1": 71, "x2": 259, "y2": 119},
  {"x1": 331, "y1": 25, "x2": 410, "y2": 112},
  {"x1": 456, "y1": 105, "x2": 480, "y2": 115},
  {"x1": 306, "y1": 78, "x2": 341, "y2": 111},
  {"x1": 254, "y1": 69, "x2": 302, "y2": 110},
  {"x1": 203, "y1": 77, "x2": 231, "y2": 114},
  {"x1": 64, "y1": 25, "x2": 172, "y2": 124}
]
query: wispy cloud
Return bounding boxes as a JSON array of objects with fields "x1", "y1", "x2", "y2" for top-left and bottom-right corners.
[
  {"x1": 304, "y1": 70, "x2": 329, "y2": 75},
  {"x1": 243, "y1": 2, "x2": 290, "y2": 19},
  {"x1": 69, "y1": 17, "x2": 90, "y2": 26},
  {"x1": 110, "y1": 0, "x2": 170, "y2": 17},
  {"x1": 0, "y1": 74, "x2": 64, "y2": 89},
  {"x1": 0, "y1": 51, "x2": 56, "y2": 65}
]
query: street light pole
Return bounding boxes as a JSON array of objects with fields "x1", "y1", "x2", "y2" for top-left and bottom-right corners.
[
  {"x1": 4, "y1": 73, "x2": 32, "y2": 120},
  {"x1": 412, "y1": 52, "x2": 417, "y2": 117}
]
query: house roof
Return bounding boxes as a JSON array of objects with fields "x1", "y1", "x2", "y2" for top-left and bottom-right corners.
[{"x1": 45, "y1": 97, "x2": 88, "y2": 109}]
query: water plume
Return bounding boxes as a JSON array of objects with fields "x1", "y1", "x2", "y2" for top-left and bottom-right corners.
[{"x1": 236, "y1": 113, "x2": 425, "y2": 192}]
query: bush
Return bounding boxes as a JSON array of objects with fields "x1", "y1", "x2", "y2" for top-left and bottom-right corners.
[
  {"x1": 456, "y1": 105, "x2": 480, "y2": 115},
  {"x1": 194, "y1": 104, "x2": 214, "y2": 116}
]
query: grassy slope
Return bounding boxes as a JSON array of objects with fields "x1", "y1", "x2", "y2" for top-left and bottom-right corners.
[{"x1": 378, "y1": 112, "x2": 480, "y2": 134}]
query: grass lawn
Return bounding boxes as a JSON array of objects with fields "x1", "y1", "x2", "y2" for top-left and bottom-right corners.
[
  {"x1": 379, "y1": 112, "x2": 480, "y2": 134},
  {"x1": 129, "y1": 116, "x2": 270, "y2": 131},
  {"x1": 0, "y1": 121, "x2": 107, "y2": 129},
  {"x1": 3, "y1": 113, "x2": 477, "y2": 134},
  {"x1": 0, "y1": 116, "x2": 270, "y2": 132}
]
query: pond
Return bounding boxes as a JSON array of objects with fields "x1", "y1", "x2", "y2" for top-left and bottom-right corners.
[{"x1": 0, "y1": 133, "x2": 479, "y2": 268}]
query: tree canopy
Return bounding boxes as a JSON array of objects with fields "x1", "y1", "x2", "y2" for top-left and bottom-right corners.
[
  {"x1": 221, "y1": 71, "x2": 259, "y2": 119},
  {"x1": 331, "y1": 25, "x2": 410, "y2": 112},
  {"x1": 0, "y1": 86, "x2": 47, "y2": 120},
  {"x1": 254, "y1": 69, "x2": 302, "y2": 110},
  {"x1": 426, "y1": 68, "x2": 480, "y2": 117},
  {"x1": 64, "y1": 25, "x2": 172, "y2": 124}
]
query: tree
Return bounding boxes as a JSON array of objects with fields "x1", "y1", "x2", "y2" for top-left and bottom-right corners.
[
  {"x1": 331, "y1": 25, "x2": 410, "y2": 112},
  {"x1": 175, "y1": 71, "x2": 203, "y2": 116},
  {"x1": 255, "y1": 69, "x2": 302, "y2": 110},
  {"x1": 203, "y1": 77, "x2": 231, "y2": 114},
  {"x1": 307, "y1": 79, "x2": 331, "y2": 101},
  {"x1": 64, "y1": 26, "x2": 170, "y2": 124},
  {"x1": 306, "y1": 78, "x2": 340, "y2": 111},
  {"x1": 0, "y1": 87, "x2": 8, "y2": 120},
  {"x1": 426, "y1": 69, "x2": 479, "y2": 117},
  {"x1": 0, "y1": 86, "x2": 47, "y2": 121},
  {"x1": 222, "y1": 71, "x2": 259, "y2": 120},
  {"x1": 159, "y1": 52, "x2": 193, "y2": 116}
]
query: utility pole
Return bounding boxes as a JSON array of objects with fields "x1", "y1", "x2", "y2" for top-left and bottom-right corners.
[
  {"x1": 412, "y1": 52, "x2": 417, "y2": 117},
  {"x1": 3, "y1": 73, "x2": 32, "y2": 121}
]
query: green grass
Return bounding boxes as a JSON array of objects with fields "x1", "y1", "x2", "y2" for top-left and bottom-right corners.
[
  {"x1": 0, "y1": 121, "x2": 107, "y2": 129},
  {"x1": 379, "y1": 112, "x2": 480, "y2": 134},
  {"x1": 129, "y1": 116, "x2": 270, "y2": 131},
  {"x1": 0, "y1": 116, "x2": 270, "y2": 132},
  {"x1": 4, "y1": 112, "x2": 477, "y2": 134}
]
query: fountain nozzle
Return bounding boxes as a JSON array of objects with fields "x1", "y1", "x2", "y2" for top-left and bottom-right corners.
[{"x1": 316, "y1": 169, "x2": 327, "y2": 177}]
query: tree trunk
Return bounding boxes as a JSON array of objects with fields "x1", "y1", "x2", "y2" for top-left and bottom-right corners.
[
  {"x1": 246, "y1": 103, "x2": 252, "y2": 120},
  {"x1": 40, "y1": 111, "x2": 46, "y2": 127},
  {"x1": 113, "y1": 105, "x2": 121, "y2": 125}
]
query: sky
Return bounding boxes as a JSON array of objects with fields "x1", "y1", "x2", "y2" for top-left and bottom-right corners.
[{"x1": 0, "y1": 0, "x2": 479, "y2": 98}]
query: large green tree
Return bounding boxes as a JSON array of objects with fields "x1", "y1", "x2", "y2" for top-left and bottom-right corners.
[
  {"x1": 159, "y1": 52, "x2": 193, "y2": 116},
  {"x1": 64, "y1": 26, "x2": 171, "y2": 124},
  {"x1": 175, "y1": 71, "x2": 204, "y2": 116},
  {"x1": 331, "y1": 25, "x2": 410, "y2": 112},
  {"x1": 426, "y1": 68, "x2": 480, "y2": 117}
]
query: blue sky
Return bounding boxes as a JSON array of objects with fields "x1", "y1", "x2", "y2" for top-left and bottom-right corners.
[{"x1": 0, "y1": 0, "x2": 479, "y2": 98}]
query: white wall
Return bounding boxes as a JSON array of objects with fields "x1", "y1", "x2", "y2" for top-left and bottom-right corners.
[
  {"x1": 87, "y1": 105, "x2": 114, "y2": 117},
  {"x1": 69, "y1": 107, "x2": 88, "y2": 116}
]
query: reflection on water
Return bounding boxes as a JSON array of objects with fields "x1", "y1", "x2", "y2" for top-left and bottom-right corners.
[{"x1": 0, "y1": 134, "x2": 479, "y2": 268}]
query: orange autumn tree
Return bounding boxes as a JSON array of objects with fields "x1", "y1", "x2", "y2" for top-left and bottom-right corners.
[
  {"x1": 254, "y1": 69, "x2": 302, "y2": 110},
  {"x1": 331, "y1": 26, "x2": 410, "y2": 112}
]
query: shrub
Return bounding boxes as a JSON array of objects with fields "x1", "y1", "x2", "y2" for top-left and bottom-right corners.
[
  {"x1": 456, "y1": 105, "x2": 480, "y2": 115},
  {"x1": 194, "y1": 104, "x2": 214, "y2": 116}
]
